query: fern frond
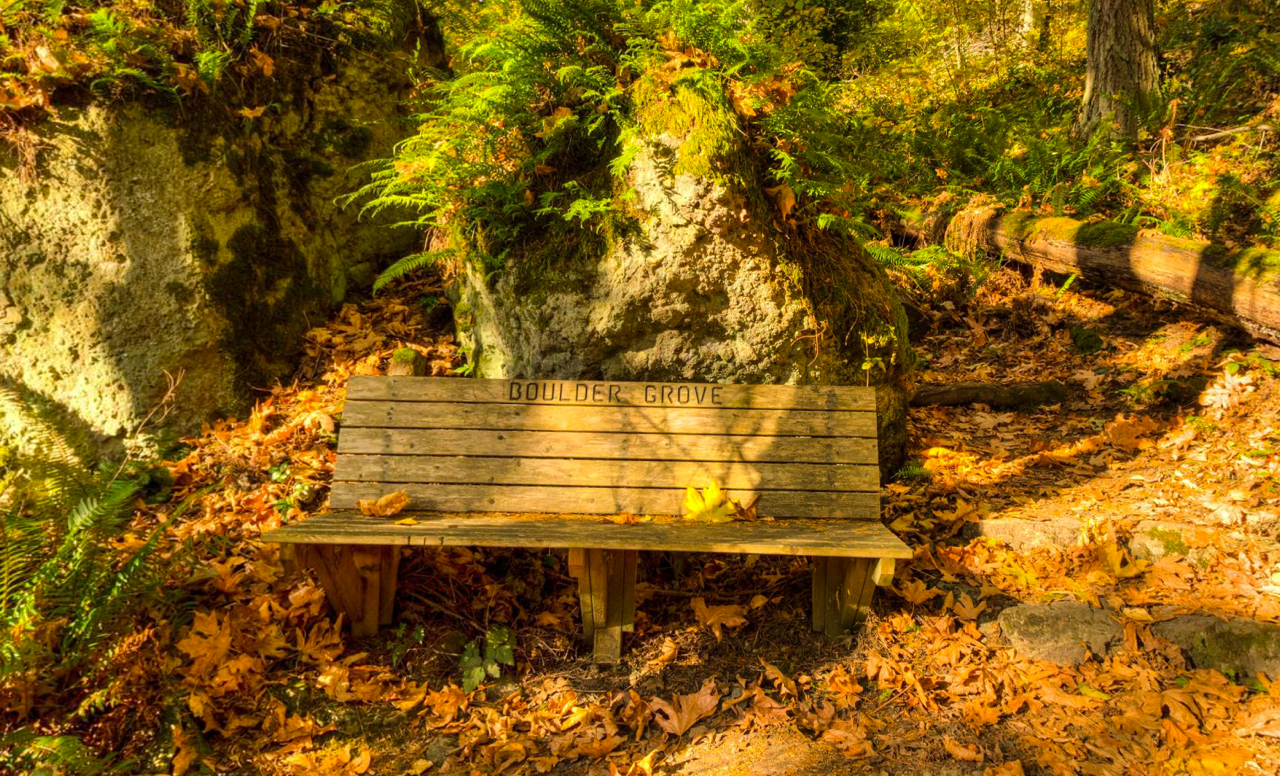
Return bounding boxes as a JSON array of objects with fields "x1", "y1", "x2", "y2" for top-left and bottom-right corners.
[{"x1": 374, "y1": 249, "x2": 459, "y2": 293}]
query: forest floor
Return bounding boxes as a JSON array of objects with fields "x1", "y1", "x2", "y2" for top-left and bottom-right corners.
[{"x1": 99, "y1": 267, "x2": 1280, "y2": 776}]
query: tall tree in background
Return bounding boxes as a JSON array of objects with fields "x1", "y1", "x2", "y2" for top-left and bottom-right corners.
[{"x1": 1077, "y1": 0, "x2": 1161, "y2": 139}]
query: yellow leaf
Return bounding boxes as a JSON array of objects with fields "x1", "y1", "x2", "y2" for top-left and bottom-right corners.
[
  {"x1": 897, "y1": 578, "x2": 943, "y2": 606},
  {"x1": 1098, "y1": 538, "x2": 1149, "y2": 579},
  {"x1": 761, "y1": 659, "x2": 798, "y2": 697},
  {"x1": 952, "y1": 593, "x2": 986, "y2": 621},
  {"x1": 682, "y1": 481, "x2": 737, "y2": 523},
  {"x1": 394, "y1": 516, "x2": 419, "y2": 526},
  {"x1": 358, "y1": 490, "x2": 411, "y2": 517},
  {"x1": 237, "y1": 105, "x2": 266, "y2": 119}
]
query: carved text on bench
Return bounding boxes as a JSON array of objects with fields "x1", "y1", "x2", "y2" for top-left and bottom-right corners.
[{"x1": 508, "y1": 381, "x2": 726, "y2": 406}]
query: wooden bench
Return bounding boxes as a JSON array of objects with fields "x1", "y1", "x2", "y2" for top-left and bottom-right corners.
[{"x1": 265, "y1": 376, "x2": 911, "y2": 662}]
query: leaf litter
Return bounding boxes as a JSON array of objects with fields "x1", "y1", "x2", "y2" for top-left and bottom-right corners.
[{"x1": 11, "y1": 273, "x2": 1280, "y2": 774}]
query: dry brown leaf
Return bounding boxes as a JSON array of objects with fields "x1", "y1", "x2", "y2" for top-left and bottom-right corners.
[
  {"x1": 763, "y1": 183, "x2": 796, "y2": 220},
  {"x1": 649, "y1": 637, "x2": 678, "y2": 670},
  {"x1": 952, "y1": 593, "x2": 987, "y2": 621},
  {"x1": 358, "y1": 490, "x2": 410, "y2": 517},
  {"x1": 819, "y1": 717, "x2": 874, "y2": 758},
  {"x1": 1104, "y1": 414, "x2": 1160, "y2": 451},
  {"x1": 983, "y1": 762, "x2": 1025, "y2": 776},
  {"x1": 761, "y1": 659, "x2": 798, "y2": 698},
  {"x1": 690, "y1": 598, "x2": 747, "y2": 641},
  {"x1": 650, "y1": 679, "x2": 719, "y2": 737},
  {"x1": 897, "y1": 578, "x2": 943, "y2": 606},
  {"x1": 943, "y1": 735, "x2": 985, "y2": 762}
]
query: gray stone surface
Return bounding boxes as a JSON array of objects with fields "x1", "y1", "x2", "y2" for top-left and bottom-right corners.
[
  {"x1": 998, "y1": 600, "x2": 1122, "y2": 666},
  {"x1": 1152, "y1": 615, "x2": 1280, "y2": 679},
  {"x1": 0, "y1": 53, "x2": 424, "y2": 455},
  {"x1": 454, "y1": 135, "x2": 912, "y2": 472},
  {"x1": 964, "y1": 517, "x2": 1083, "y2": 551}
]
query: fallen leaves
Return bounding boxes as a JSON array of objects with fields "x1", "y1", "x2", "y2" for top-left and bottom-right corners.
[
  {"x1": 689, "y1": 597, "x2": 747, "y2": 641},
  {"x1": 650, "y1": 680, "x2": 720, "y2": 737},
  {"x1": 357, "y1": 490, "x2": 410, "y2": 517},
  {"x1": 943, "y1": 735, "x2": 985, "y2": 762}
]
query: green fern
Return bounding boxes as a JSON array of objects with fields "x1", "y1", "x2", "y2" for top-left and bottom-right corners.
[{"x1": 374, "y1": 249, "x2": 458, "y2": 293}]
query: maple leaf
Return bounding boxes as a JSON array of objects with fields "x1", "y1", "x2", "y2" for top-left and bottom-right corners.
[
  {"x1": 819, "y1": 717, "x2": 874, "y2": 758},
  {"x1": 682, "y1": 481, "x2": 737, "y2": 523},
  {"x1": 943, "y1": 735, "x2": 984, "y2": 762},
  {"x1": 1200, "y1": 369, "x2": 1255, "y2": 416},
  {"x1": 650, "y1": 679, "x2": 720, "y2": 736},
  {"x1": 690, "y1": 597, "x2": 747, "y2": 641},
  {"x1": 761, "y1": 659, "x2": 798, "y2": 697},
  {"x1": 358, "y1": 490, "x2": 411, "y2": 517},
  {"x1": 896, "y1": 578, "x2": 943, "y2": 606},
  {"x1": 1097, "y1": 538, "x2": 1149, "y2": 579},
  {"x1": 952, "y1": 593, "x2": 987, "y2": 621},
  {"x1": 1105, "y1": 414, "x2": 1160, "y2": 451}
]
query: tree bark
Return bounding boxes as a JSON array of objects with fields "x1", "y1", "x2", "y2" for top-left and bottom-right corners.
[
  {"x1": 911, "y1": 381, "x2": 1071, "y2": 408},
  {"x1": 1077, "y1": 0, "x2": 1161, "y2": 139},
  {"x1": 917, "y1": 207, "x2": 1280, "y2": 344}
]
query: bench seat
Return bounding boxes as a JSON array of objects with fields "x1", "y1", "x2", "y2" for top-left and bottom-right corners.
[{"x1": 266, "y1": 376, "x2": 912, "y2": 661}]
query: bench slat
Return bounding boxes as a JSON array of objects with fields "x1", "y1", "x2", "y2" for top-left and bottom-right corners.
[
  {"x1": 333, "y1": 454, "x2": 879, "y2": 493},
  {"x1": 338, "y1": 428, "x2": 879, "y2": 465},
  {"x1": 329, "y1": 482, "x2": 878, "y2": 519},
  {"x1": 348, "y1": 376, "x2": 876, "y2": 412},
  {"x1": 341, "y1": 400, "x2": 876, "y2": 438},
  {"x1": 266, "y1": 513, "x2": 913, "y2": 558}
]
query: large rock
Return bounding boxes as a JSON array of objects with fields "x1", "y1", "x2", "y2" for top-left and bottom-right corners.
[
  {"x1": 998, "y1": 601, "x2": 1122, "y2": 666},
  {"x1": 1152, "y1": 615, "x2": 1280, "y2": 679},
  {"x1": 0, "y1": 45, "x2": 429, "y2": 455},
  {"x1": 455, "y1": 136, "x2": 912, "y2": 473}
]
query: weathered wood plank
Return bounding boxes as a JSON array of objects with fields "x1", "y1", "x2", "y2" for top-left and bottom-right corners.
[
  {"x1": 621, "y1": 550, "x2": 637, "y2": 634},
  {"x1": 348, "y1": 376, "x2": 877, "y2": 412},
  {"x1": 851, "y1": 560, "x2": 878, "y2": 623},
  {"x1": 379, "y1": 547, "x2": 400, "y2": 626},
  {"x1": 339, "y1": 427, "x2": 879, "y2": 465},
  {"x1": 811, "y1": 558, "x2": 827, "y2": 632},
  {"x1": 334, "y1": 454, "x2": 878, "y2": 493},
  {"x1": 567, "y1": 548, "x2": 594, "y2": 640},
  {"x1": 352, "y1": 548, "x2": 383, "y2": 637},
  {"x1": 836, "y1": 558, "x2": 873, "y2": 633},
  {"x1": 823, "y1": 557, "x2": 844, "y2": 638},
  {"x1": 595, "y1": 550, "x2": 625, "y2": 663},
  {"x1": 267, "y1": 514, "x2": 913, "y2": 558},
  {"x1": 872, "y1": 557, "x2": 896, "y2": 588},
  {"x1": 329, "y1": 481, "x2": 878, "y2": 519},
  {"x1": 341, "y1": 400, "x2": 876, "y2": 438}
]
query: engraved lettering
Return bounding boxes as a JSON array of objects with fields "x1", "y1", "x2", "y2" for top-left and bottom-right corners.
[
  {"x1": 509, "y1": 382, "x2": 522, "y2": 400},
  {"x1": 526, "y1": 382, "x2": 538, "y2": 401},
  {"x1": 711, "y1": 386, "x2": 724, "y2": 405},
  {"x1": 694, "y1": 386, "x2": 708, "y2": 403},
  {"x1": 592, "y1": 385, "x2": 604, "y2": 402},
  {"x1": 576, "y1": 384, "x2": 589, "y2": 402},
  {"x1": 644, "y1": 385, "x2": 658, "y2": 403},
  {"x1": 677, "y1": 386, "x2": 690, "y2": 404},
  {"x1": 661, "y1": 385, "x2": 674, "y2": 403},
  {"x1": 608, "y1": 385, "x2": 622, "y2": 403}
]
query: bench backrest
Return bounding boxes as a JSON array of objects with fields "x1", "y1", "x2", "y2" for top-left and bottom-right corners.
[{"x1": 333, "y1": 376, "x2": 879, "y2": 520}]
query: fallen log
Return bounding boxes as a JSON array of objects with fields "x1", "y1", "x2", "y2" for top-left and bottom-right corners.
[
  {"x1": 911, "y1": 208, "x2": 1280, "y2": 344},
  {"x1": 911, "y1": 380, "x2": 1070, "y2": 408}
]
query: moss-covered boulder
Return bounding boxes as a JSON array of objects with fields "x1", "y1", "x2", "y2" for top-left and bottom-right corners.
[
  {"x1": 455, "y1": 134, "x2": 912, "y2": 475},
  {"x1": 0, "y1": 41, "x2": 434, "y2": 455}
]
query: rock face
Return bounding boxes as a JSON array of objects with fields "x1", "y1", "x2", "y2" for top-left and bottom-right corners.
[
  {"x1": 455, "y1": 137, "x2": 912, "y2": 473},
  {"x1": 0, "y1": 53, "x2": 423, "y2": 454},
  {"x1": 1152, "y1": 615, "x2": 1280, "y2": 679},
  {"x1": 998, "y1": 601, "x2": 1122, "y2": 666}
]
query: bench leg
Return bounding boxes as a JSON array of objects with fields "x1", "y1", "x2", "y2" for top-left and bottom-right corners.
[
  {"x1": 569, "y1": 549, "x2": 636, "y2": 663},
  {"x1": 812, "y1": 557, "x2": 880, "y2": 637},
  {"x1": 294, "y1": 544, "x2": 397, "y2": 638}
]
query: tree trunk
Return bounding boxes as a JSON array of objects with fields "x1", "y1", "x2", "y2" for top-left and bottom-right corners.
[
  {"x1": 920, "y1": 208, "x2": 1280, "y2": 344},
  {"x1": 1077, "y1": 0, "x2": 1161, "y2": 139}
]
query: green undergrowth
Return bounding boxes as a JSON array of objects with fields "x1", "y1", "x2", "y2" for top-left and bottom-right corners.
[
  {"x1": 841, "y1": 0, "x2": 1279, "y2": 251},
  {"x1": 355, "y1": 0, "x2": 883, "y2": 288}
]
